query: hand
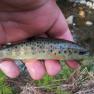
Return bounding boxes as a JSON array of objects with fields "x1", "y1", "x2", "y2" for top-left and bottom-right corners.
[{"x1": 0, "y1": 0, "x2": 79, "y2": 80}]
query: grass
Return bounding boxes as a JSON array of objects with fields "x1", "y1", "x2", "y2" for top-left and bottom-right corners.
[
  {"x1": 0, "y1": 61, "x2": 73, "y2": 94},
  {"x1": 0, "y1": 72, "x2": 15, "y2": 94},
  {"x1": 33, "y1": 60, "x2": 94, "y2": 94},
  {"x1": 0, "y1": 61, "x2": 94, "y2": 94},
  {"x1": 34, "y1": 61, "x2": 73, "y2": 94}
]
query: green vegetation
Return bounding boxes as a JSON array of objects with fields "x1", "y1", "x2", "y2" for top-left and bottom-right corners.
[
  {"x1": 34, "y1": 61, "x2": 94, "y2": 94},
  {"x1": 34, "y1": 62, "x2": 73, "y2": 94},
  {"x1": 0, "y1": 72, "x2": 15, "y2": 94},
  {"x1": 0, "y1": 61, "x2": 93, "y2": 94}
]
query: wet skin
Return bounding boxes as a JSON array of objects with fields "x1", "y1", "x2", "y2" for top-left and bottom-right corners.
[{"x1": 0, "y1": 0, "x2": 79, "y2": 80}]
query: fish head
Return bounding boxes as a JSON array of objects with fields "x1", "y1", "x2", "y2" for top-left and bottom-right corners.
[
  {"x1": 71, "y1": 45, "x2": 90, "y2": 60},
  {"x1": 63, "y1": 42, "x2": 90, "y2": 60},
  {"x1": 78, "y1": 49, "x2": 89, "y2": 56},
  {"x1": 69, "y1": 42, "x2": 90, "y2": 56}
]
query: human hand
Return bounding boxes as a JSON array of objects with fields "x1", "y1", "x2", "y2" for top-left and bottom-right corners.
[{"x1": 0, "y1": 0, "x2": 79, "y2": 80}]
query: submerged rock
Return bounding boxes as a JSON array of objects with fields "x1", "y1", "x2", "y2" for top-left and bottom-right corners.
[
  {"x1": 85, "y1": 21, "x2": 93, "y2": 26},
  {"x1": 66, "y1": 15, "x2": 74, "y2": 24}
]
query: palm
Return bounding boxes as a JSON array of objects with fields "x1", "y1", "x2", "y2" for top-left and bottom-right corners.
[
  {"x1": 0, "y1": 0, "x2": 78, "y2": 80},
  {"x1": 0, "y1": 0, "x2": 59, "y2": 44}
]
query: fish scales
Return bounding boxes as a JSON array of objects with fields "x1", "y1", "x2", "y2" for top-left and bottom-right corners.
[{"x1": 0, "y1": 37, "x2": 89, "y2": 60}]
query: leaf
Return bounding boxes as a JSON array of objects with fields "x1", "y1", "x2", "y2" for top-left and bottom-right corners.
[
  {"x1": 2, "y1": 85, "x2": 13, "y2": 94},
  {"x1": 87, "y1": 64, "x2": 94, "y2": 72},
  {"x1": 0, "y1": 71, "x2": 6, "y2": 83}
]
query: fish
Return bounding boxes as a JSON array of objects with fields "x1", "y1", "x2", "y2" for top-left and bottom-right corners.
[{"x1": 0, "y1": 37, "x2": 91, "y2": 63}]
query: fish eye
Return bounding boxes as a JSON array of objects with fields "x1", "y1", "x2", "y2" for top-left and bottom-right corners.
[
  {"x1": 79, "y1": 51, "x2": 85, "y2": 55},
  {"x1": 79, "y1": 50, "x2": 89, "y2": 55}
]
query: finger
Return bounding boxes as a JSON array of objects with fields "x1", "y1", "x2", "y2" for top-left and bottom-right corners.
[
  {"x1": 25, "y1": 60, "x2": 46, "y2": 80},
  {"x1": 0, "y1": 60, "x2": 20, "y2": 78},
  {"x1": 47, "y1": 10, "x2": 78, "y2": 68},
  {"x1": 66, "y1": 60, "x2": 80, "y2": 69},
  {"x1": 0, "y1": 0, "x2": 48, "y2": 11},
  {"x1": 45, "y1": 60, "x2": 61, "y2": 76}
]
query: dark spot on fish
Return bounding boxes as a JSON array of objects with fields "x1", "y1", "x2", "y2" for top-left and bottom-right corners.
[
  {"x1": 23, "y1": 42, "x2": 26, "y2": 44},
  {"x1": 20, "y1": 44, "x2": 24, "y2": 47},
  {"x1": 7, "y1": 48, "x2": 11, "y2": 51},
  {"x1": 36, "y1": 41, "x2": 40, "y2": 44},
  {"x1": 50, "y1": 45, "x2": 53, "y2": 48},
  {"x1": 32, "y1": 52, "x2": 35, "y2": 55},
  {"x1": 50, "y1": 50, "x2": 53, "y2": 52},
  {"x1": 60, "y1": 46, "x2": 64, "y2": 50},
  {"x1": 68, "y1": 49, "x2": 72, "y2": 54},
  {"x1": 31, "y1": 47, "x2": 34, "y2": 50},
  {"x1": 25, "y1": 43, "x2": 28, "y2": 46},
  {"x1": 15, "y1": 46, "x2": 18, "y2": 49},
  {"x1": 42, "y1": 50, "x2": 45, "y2": 53},
  {"x1": 58, "y1": 51, "x2": 61, "y2": 54},
  {"x1": 54, "y1": 52, "x2": 57, "y2": 55},
  {"x1": 74, "y1": 50, "x2": 78, "y2": 53},
  {"x1": 64, "y1": 50, "x2": 67, "y2": 54}
]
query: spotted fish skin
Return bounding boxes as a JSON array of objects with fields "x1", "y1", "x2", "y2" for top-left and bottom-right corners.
[{"x1": 0, "y1": 37, "x2": 89, "y2": 60}]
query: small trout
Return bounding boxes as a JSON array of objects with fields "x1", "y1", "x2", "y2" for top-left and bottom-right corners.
[{"x1": 0, "y1": 37, "x2": 91, "y2": 62}]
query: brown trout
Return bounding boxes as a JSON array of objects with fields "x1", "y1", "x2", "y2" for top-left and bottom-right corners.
[{"x1": 0, "y1": 37, "x2": 91, "y2": 62}]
